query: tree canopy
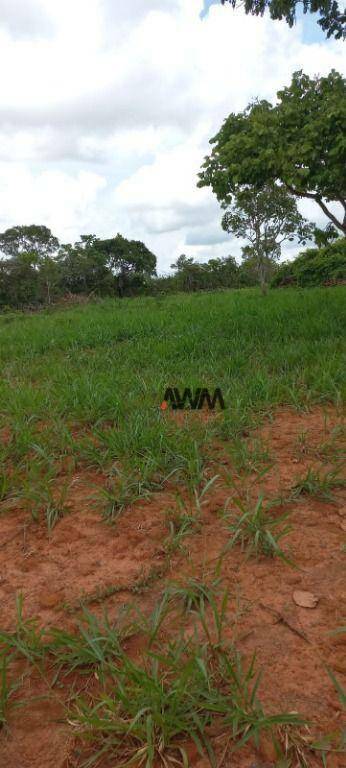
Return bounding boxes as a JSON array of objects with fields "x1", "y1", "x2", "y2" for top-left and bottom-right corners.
[
  {"x1": 222, "y1": 184, "x2": 313, "y2": 290},
  {"x1": 0, "y1": 227, "x2": 157, "y2": 306},
  {"x1": 198, "y1": 70, "x2": 346, "y2": 234},
  {"x1": 0, "y1": 225, "x2": 59, "y2": 258},
  {"x1": 92, "y1": 234, "x2": 157, "y2": 278},
  {"x1": 220, "y1": 0, "x2": 346, "y2": 39}
]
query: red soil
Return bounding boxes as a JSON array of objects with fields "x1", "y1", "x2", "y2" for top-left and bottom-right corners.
[{"x1": 0, "y1": 406, "x2": 345, "y2": 767}]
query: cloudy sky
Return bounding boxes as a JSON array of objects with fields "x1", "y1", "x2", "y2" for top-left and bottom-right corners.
[{"x1": 0, "y1": 0, "x2": 344, "y2": 272}]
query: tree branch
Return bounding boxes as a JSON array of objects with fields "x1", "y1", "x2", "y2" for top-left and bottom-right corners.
[{"x1": 285, "y1": 184, "x2": 346, "y2": 234}]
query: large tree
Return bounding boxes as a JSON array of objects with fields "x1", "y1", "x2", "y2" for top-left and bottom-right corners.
[
  {"x1": 0, "y1": 225, "x2": 59, "y2": 258},
  {"x1": 93, "y1": 234, "x2": 157, "y2": 296},
  {"x1": 220, "y1": 0, "x2": 346, "y2": 39},
  {"x1": 198, "y1": 70, "x2": 346, "y2": 235},
  {"x1": 0, "y1": 225, "x2": 61, "y2": 307},
  {"x1": 222, "y1": 185, "x2": 313, "y2": 292},
  {"x1": 58, "y1": 234, "x2": 157, "y2": 298},
  {"x1": 57, "y1": 237, "x2": 114, "y2": 296}
]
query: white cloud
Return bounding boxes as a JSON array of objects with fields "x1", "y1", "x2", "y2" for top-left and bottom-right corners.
[
  {"x1": 0, "y1": 0, "x2": 54, "y2": 39},
  {"x1": 0, "y1": 164, "x2": 106, "y2": 241},
  {"x1": 0, "y1": 0, "x2": 344, "y2": 272}
]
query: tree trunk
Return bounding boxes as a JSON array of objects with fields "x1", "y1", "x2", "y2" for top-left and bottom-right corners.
[
  {"x1": 260, "y1": 277, "x2": 268, "y2": 296},
  {"x1": 258, "y1": 261, "x2": 268, "y2": 295}
]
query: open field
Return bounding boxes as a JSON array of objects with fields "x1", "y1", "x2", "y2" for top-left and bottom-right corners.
[{"x1": 0, "y1": 286, "x2": 345, "y2": 768}]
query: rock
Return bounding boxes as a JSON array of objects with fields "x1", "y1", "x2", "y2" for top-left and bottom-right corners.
[{"x1": 293, "y1": 590, "x2": 319, "y2": 608}]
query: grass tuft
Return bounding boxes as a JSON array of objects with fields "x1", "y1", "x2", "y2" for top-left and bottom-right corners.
[
  {"x1": 70, "y1": 637, "x2": 302, "y2": 768},
  {"x1": 291, "y1": 467, "x2": 346, "y2": 502},
  {"x1": 223, "y1": 494, "x2": 292, "y2": 562}
]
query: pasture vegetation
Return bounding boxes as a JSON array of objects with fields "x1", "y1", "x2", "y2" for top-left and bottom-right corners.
[{"x1": 0, "y1": 284, "x2": 345, "y2": 766}]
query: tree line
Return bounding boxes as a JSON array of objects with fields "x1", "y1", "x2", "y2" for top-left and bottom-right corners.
[
  {"x1": 0, "y1": 220, "x2": 344, "y2": 310},
  {"x1": 0, "y1": 229, "x2": 157, "y2": 308},
  {"x1": 0, "y1": 68, "x2": 344, "y2": 308},
  {"x1": 0, "y1": 223, "x2": 265, "y2": 309}
]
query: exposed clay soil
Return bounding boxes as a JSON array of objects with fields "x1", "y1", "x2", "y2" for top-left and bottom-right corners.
[{"x1": 0, "y1": 407, "x2": 345, "y2": 768}]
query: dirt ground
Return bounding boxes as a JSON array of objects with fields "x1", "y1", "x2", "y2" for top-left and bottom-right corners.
[{"x1": 0, "y1": 406, "x2": 345, "y2": 768}]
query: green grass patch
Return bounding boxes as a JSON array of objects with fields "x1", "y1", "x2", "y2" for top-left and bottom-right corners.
[{"x1": 0, "y1": 286, "x2": 344, "y2": 526}]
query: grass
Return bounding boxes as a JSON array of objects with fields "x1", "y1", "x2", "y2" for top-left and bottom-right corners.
[
  {"x1": 223, "y1": 495, "x2": 292, "y2": 562},
  {"x1": 0, "y1": 596, "x2": 303, "y2": 767},
  {"x1": 0, "y1": 286, "x2": 345, "y2": 764},
  {"x1": 291, "y1": 467, "x2": 346, "y2": 502},
  {"x1": 70, "y1": 640, "x2": 302, "y2": 768},
  {"x1": 48, "y1": 608, "x2": 127, "y2": 682},
  {"x1": 225, "y1": 437, "x2": 272, "y2": 475},
  {"x1": 325, "y1": 666, "x2": 346, "y2": 709},
  {"x1": 164, "y1": 506, "x2": 201, "y2": 554},
  {"x1": 0, "y1": 287, "x2": 344, "y2": 527},
  {"x1": 94, "y1": 469, "x2": 154, "y2": 523},
  {"x1": 0, "y1": 594, "x2": 47, "y2": 665},
  {"x1": 164, "y1": 577, "x2": 222, "y2": 613},
  {"x1": 0, "y1": 655, "x2": 17, "y2": 728}
]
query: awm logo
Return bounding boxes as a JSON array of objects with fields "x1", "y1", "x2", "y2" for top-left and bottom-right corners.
[{"x1": 161, "y1": 387, "x2": 225, "y2": 411}]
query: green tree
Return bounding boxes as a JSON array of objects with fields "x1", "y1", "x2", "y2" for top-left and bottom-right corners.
[
  {"x1": 0, "y1": 252, "x2": 41, "y2": 307},
  {"x1": 170, "y1": 254, "x2": 203, "y2": 291},
  {"x1": 0, "y1": 225, "x2": 59, "y2": 258},
  {"x1": 221, "y1": 185, "x2": 313, "y2": 292},
  {"x1": 57, "y1": 238, "x2": 114, "y2": 296},
  {"x1": 272, "y1": 237, "x2": 346, "y2": 286},
  {"x1": 204, "y1": 255, "x2": 239, "y2": 288},
  {"x1": 170, "y1": 253, "x2": 240, "y2": 291},
  {"x1": 38, "y1": 256, "x2": 62, "y2": 304},
  {"x1": 58, "y1": 234, "x2": 156, "y2": 298},
  {"x1": 313, "y1": 223, "x2": 339, "y2": 248},
  {"x1": 93, "y1": 234, "x2": 157, "y2": 296},
  {"x1": 220, "y1": 0, "x2": 346, "y2": 39},
  {"x1": 198, "y1": 70, "x2": 346, "y2": 235}
]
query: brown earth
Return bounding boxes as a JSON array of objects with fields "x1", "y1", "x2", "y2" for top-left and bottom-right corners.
[{"x1": 0, "y1": 406, "x2": 345, "y2": 768}]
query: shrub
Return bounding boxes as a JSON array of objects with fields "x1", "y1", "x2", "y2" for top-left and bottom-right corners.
[{"x1": 272, "y1": 238, "x2": 346, "y2": 288}]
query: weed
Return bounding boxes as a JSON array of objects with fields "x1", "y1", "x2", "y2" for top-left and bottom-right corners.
[
  {"x1": 0, "y1": 655, "x2": 19, "y2": 728},
  {"x1": 49, "y1": 608, "x2": 128, "y2": 682},
  {"x1": 94, "y1": 470, "x2": 153, "y2": 523},
  {"x1": 0, "y1": 466, "x2": 11, "y2": 503},
  {"x1": 223, "y1": 495, "x2": 292, "y2": 562},
  {"x1": 291, "y1": 467, "x2": 346, "y2": 502},
  {"x1": 295, "y1": 430, "x2": 309, "y2": 455},
  {"x1": 227, "y1": 437, "x2": 272, "y2": 475},
  {"x1": 325, "y1": 666, "x2": 346, "y2": 709},
  {"x1": 14, "y1": 471, "x2": 71, "y2": 531},
  {"x1": 163, "y1": 495, "x2": 201, "y2": 554},
  {"x1": 193, "y1": 473, "x2": 219, "y2": 514},
  {"x1": 70, "y1": 637, "x2": 302, "y2": 768},
  {"x1": 164, "y1": 577, "x2": 221, "y2": 613},
  {"x1": 0, "y1": 594, "x2": 46, "y2": 664}
]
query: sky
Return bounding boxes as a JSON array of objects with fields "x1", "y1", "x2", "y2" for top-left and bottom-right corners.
[{"x1": 0, "y1": 0, "x2": 344, "y2": 273}]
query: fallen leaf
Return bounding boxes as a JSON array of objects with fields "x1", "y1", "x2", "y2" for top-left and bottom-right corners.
[{"x1": 293, "y1": 590, "x2": 319, "y2": 609}]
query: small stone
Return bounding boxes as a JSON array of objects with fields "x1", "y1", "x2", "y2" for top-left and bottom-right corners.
[{"x1": 293, "y1": 590, "x2": 319, "y2": 608}]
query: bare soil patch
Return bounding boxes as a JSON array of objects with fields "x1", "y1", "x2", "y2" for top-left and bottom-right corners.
[{"x1": 0, "y1": 406, "x2": 345, "y2": 767}]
